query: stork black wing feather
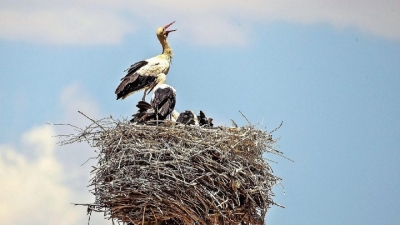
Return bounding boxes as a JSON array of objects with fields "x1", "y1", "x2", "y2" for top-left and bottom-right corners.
[
  {"x1": 123, "y1": 60, "x2": 148, "y2": 77},
  {"x1": 136, "y1": 101, "x2": 152, "y2": 113},
  {"x1": 131, "y1": 111, "x2": 156, "y2": 123},
  {"x1": 151, "y1": 88, "x2": 176, "y2": 118},
  {"x1": 115, "y1": 75, "x2": 157, "y2": 100},
  {"x1": 159, "y1": 98, "x2": 176, "y2": 117}
]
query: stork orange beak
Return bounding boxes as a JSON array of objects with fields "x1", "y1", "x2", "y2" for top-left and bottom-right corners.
[
  {"x1": 164, "y1": 21, "x2": 175, "y2": 29},
  {"x1": 164, "y1": 21, "x2": 177, "y2": 36}
]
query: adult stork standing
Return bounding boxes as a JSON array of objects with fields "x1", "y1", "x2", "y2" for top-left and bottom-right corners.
[{"x1": 116, "y1": 21, "x2": 176, "y2": 101}]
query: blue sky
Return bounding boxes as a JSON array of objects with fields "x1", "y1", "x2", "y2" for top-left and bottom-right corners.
[{"x1": 1, "y1": 1, "x2": 400, "y2": 224}]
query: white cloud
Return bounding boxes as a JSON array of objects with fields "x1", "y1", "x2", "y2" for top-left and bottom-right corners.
[
  {"x1": 0, "y1": 83, "x2": 110, "y2": 225},
  {"x1": 0, "y1": 1, "x2": 399, "y2": 45},
  {"x1": 0, "y1": 126, "x2": 79, "y2": 225},
  {"x1": 0, "y1": 8, "x2": 133, "y2": 45},
  {"x1": 264, "y1": 0, "x2": 400, "y2": 40}
]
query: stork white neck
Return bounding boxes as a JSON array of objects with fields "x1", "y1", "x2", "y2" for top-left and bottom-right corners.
[{"x1": 156, "y1": 27, "x2": 173, "y2": 60}]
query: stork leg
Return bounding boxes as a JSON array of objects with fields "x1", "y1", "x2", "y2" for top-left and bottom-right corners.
[
  {"x1": 142, "y1": 90, "x2": 147, "y2": 101},
  {"x1": 156, "y1": 107, "x2": 159, "y2": 126}
]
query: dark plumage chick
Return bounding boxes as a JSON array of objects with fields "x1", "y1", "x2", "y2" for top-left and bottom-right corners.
[
  {"x1": 198, "y1": 110, "x2": 213, "y2": 127},
  {"x1": 177, "y1": 110, "x2": 198, "y2": 125}
]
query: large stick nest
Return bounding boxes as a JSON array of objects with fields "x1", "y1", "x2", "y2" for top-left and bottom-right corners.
[{"x1": 58, "y1": 114, "x2": 285, "y2": 225}]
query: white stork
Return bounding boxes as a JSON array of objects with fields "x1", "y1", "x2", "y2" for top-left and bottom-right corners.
[
  {"x1": 149, "y1": 74, "x2": 177, "y2": 120},
  {"x1": 131, "y1": 73, "x2": 176, "y2": 123},
  {"x1": 116, "y1": 21, "x2": 176, "y2": 101}
]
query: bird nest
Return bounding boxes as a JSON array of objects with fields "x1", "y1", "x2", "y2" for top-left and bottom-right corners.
[{"x1": 57, "y1": 112, "x2": 285, "y2": 225}]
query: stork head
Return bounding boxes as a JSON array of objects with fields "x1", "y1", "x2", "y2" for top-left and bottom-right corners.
[{"x1": 157, "y1": 21, "x2": 176, "y2": 39}]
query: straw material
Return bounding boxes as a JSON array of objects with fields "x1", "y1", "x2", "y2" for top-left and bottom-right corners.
[{"x1": 57, "y1": 113, "x2": 285, "y2": 225}]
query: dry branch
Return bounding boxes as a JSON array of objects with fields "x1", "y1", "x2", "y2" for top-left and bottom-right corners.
[{"x1": 57, "y1": 115, "x2": 285, "y2": 225}]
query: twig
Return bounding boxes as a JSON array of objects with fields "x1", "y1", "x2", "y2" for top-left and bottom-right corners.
[
  {"x1": 78, "y1": 111, "x2": 106, "y2": 132},
  {"x1": 238, "y1": 110, "x2": 251, "y2": 126}
]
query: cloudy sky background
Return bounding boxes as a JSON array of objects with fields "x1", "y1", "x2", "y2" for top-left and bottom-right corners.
[{"x1": 1, "y1": 0, "x2": 399, "y2": 224}]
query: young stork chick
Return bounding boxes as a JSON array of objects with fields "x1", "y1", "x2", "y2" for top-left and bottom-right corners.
[
  {"x1": 116, "y1": 21, "x2": 176, "y2": 101},
  {"x1": 130, "y1": 73, "x2": 176, "y2": 123},
  {"x1": 198, "y1": 110, "x2": 214, "y2": 127},
  {"x1": 149, "y1": 73, "x2": 177, "y2": 121},
  {"x1": 177, "y1": 110, "x2": 199, "y2": 125}
]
